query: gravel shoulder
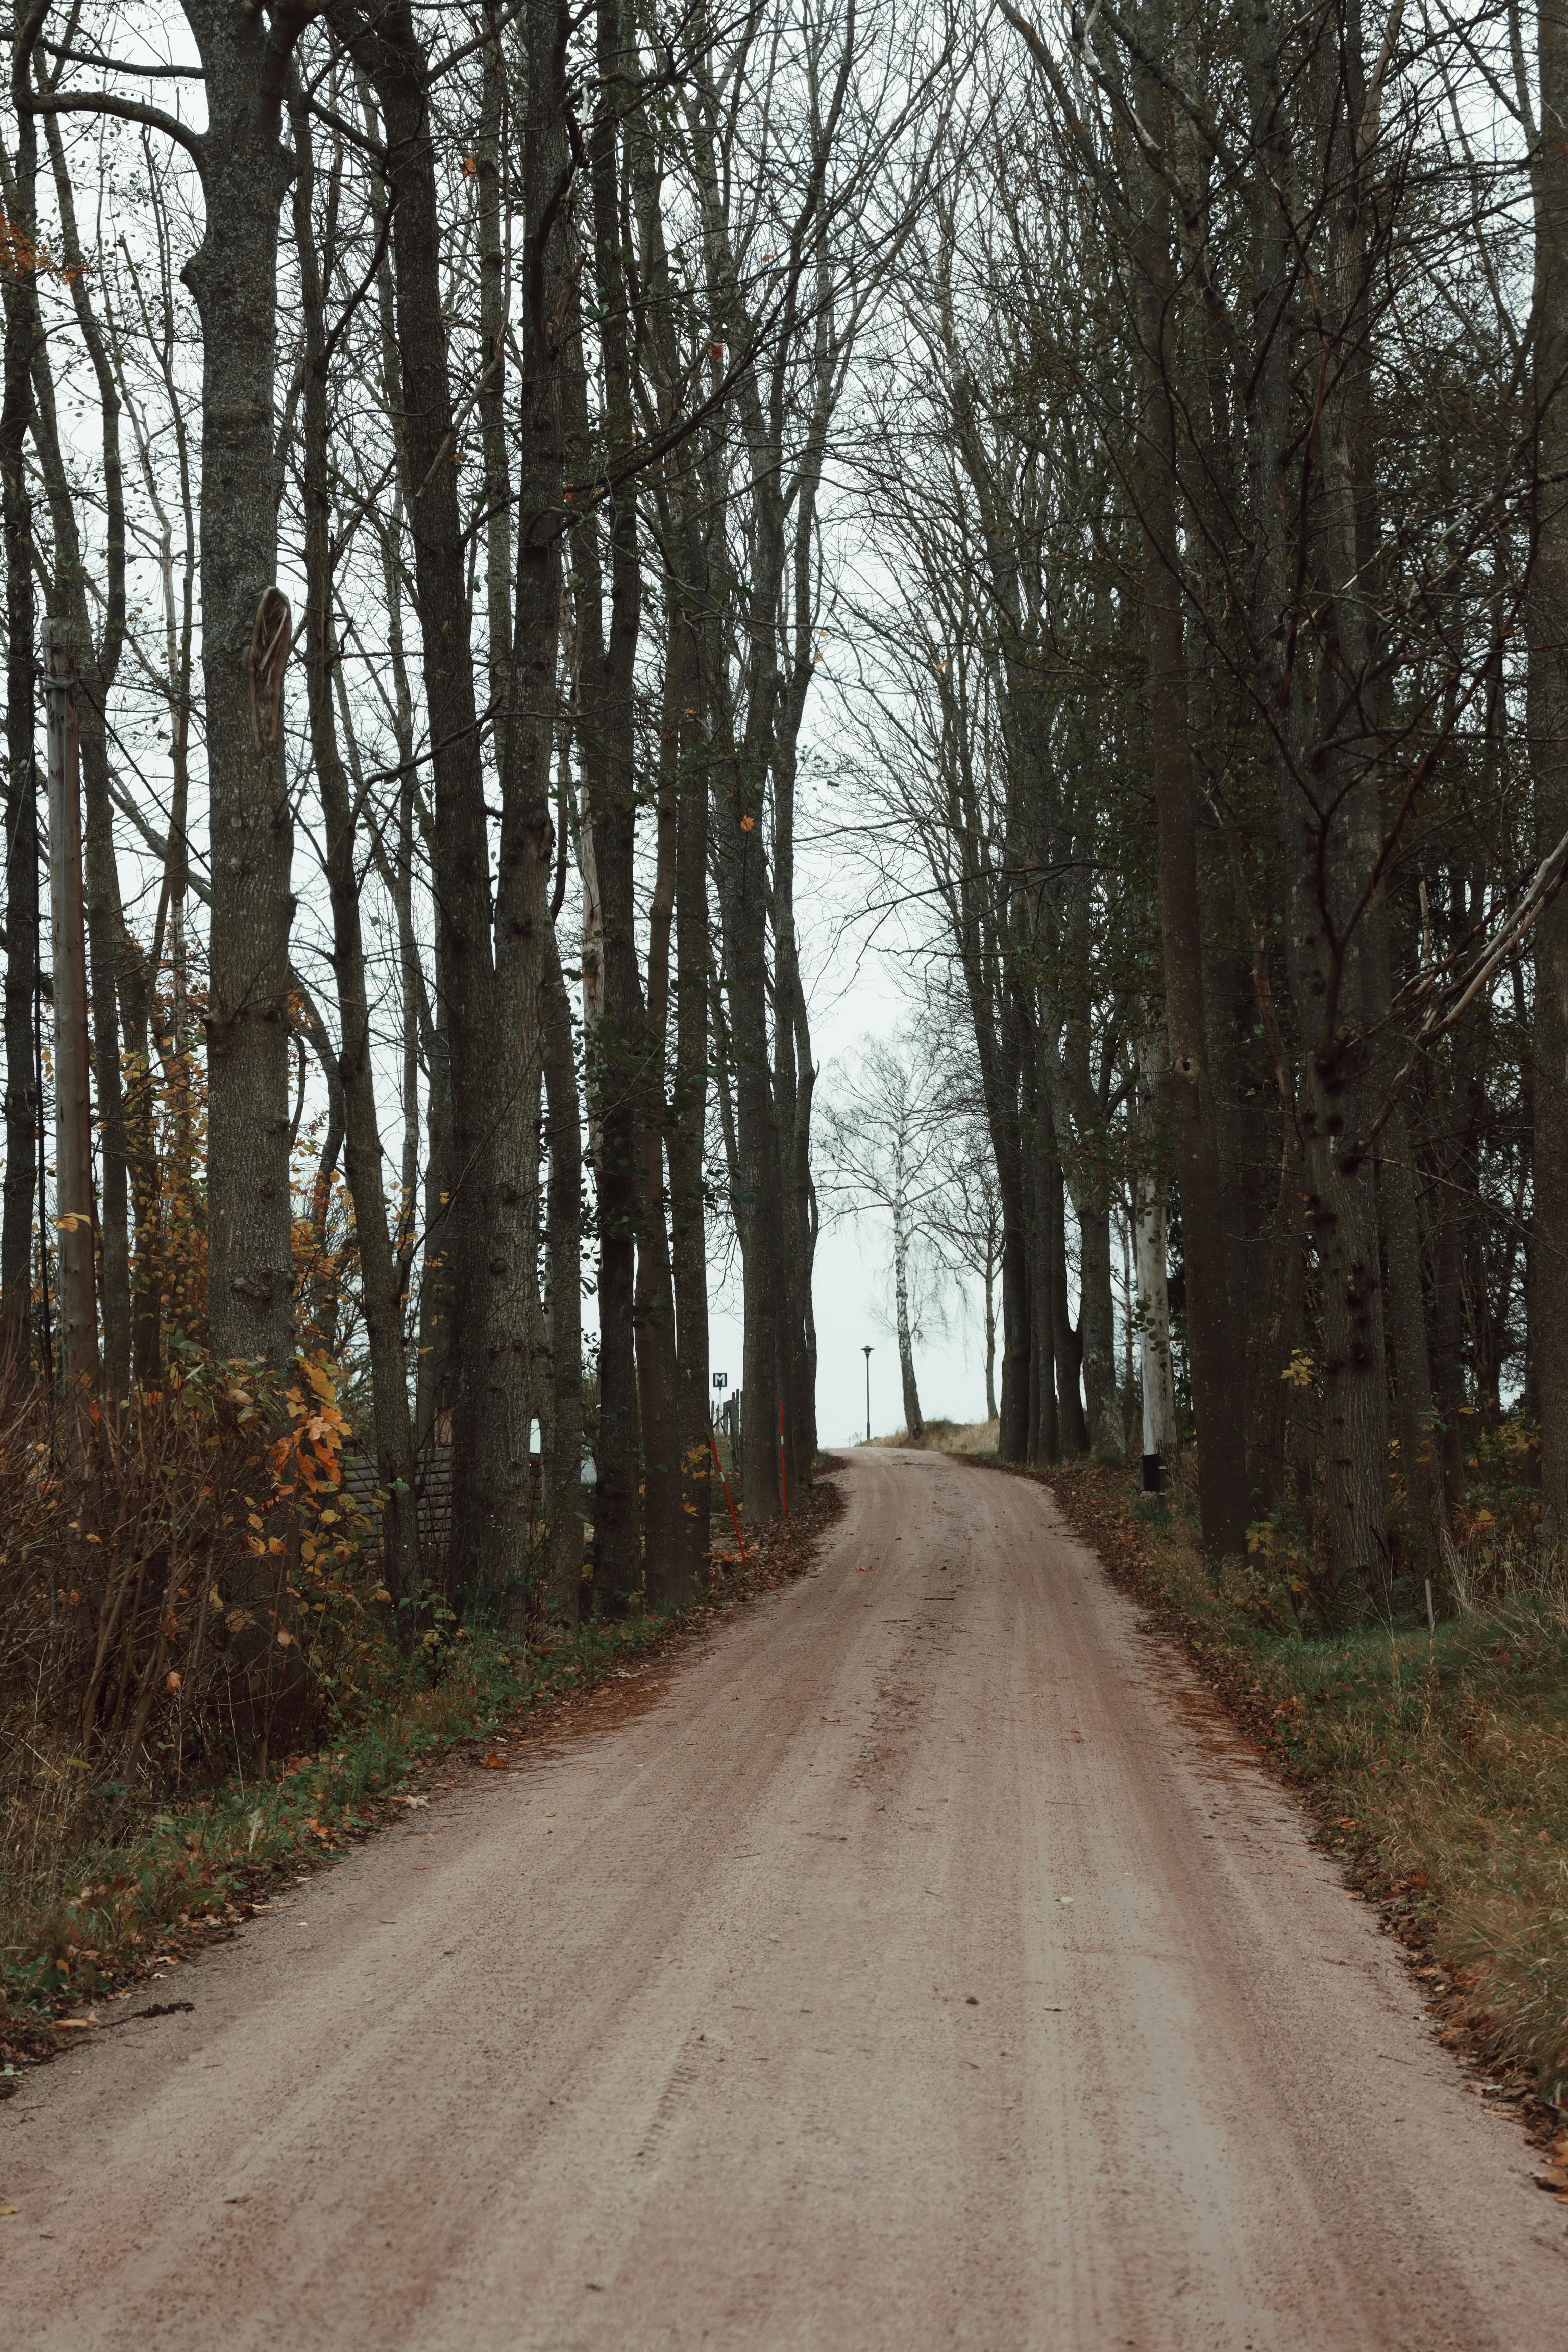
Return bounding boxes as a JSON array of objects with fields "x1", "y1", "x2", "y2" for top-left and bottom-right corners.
[{"x1": 4, "y1": 1449, "x2": 1564, "y2": 2350}]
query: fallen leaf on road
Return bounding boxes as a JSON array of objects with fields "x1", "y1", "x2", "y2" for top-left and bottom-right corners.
[
  {"x1": 391, "y1": 1793, "x2": 429, "y2": 1809},
  {"x1": 0, "y1": 2205, "x2": 18, "y2": 2216},
  {"x1": 1056, "y1": 1895, "x2": 1073, "y2": 1906},
  {"x1": 481, "y1": 1755, "x2": 507, "y2": 1770},
  {"x1": 857, "y1": 1563, "x2": 874, "y2": 1573}
]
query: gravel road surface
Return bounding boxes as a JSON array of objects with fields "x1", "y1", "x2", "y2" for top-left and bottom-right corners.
[{"x1": 4, "y1": 1448, "x2": 1564, "y2": 2350}]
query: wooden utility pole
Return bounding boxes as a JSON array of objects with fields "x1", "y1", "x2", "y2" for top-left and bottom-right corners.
[{"x1": 43, "y1": 618, "x2": 100, "y2": 1403}]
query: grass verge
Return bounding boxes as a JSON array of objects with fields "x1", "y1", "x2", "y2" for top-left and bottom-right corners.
[
  {"x1": 986, "y1": 1454, "x2": 1568, "y2": 2162},
  {"x1": 863, "y1": 1418, "x2": 1000, "y2": 1454},
  {"x1": 1, "y1": 1475, "x2": 842, "y2": 2087}
]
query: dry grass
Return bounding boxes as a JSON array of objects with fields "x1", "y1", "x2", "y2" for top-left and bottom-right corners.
[
  {"x1": 0, "y1": 1349, "x2": 482, "y2": 2036},
  {"x1": 0, "y1": 1350, "x2": 391, "y2": 2011},
  {"x1": 864, "y1": 1417, "x2": 999, "y2": 1455},
  {"x1": 2, "y1": 1460, "x2": 847, "y2": 2060},
  {"x1": 1042, "y1": 1457, "x2": 1568, "y2": 2103}
]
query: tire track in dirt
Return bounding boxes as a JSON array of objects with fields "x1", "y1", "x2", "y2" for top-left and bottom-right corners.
[{"x1": 3, "y1": 1450, "x2": 1564, "y2": 2349}]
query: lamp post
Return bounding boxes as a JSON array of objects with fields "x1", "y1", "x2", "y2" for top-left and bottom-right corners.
[{"x1": 862, "y1": 1345, "x2": 873, "y2": 1445}]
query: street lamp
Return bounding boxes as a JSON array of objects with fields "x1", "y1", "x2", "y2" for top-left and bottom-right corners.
[{"x1": 862, "y1": 1345, "x2": 873, "y2": 1445}]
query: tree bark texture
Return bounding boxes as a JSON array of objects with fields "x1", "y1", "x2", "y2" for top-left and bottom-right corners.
[
  {"x1": 291, "y1": 84, "x2": 418, "y2": 1598},
  {"x1": 0, "y1": 42, "x2": 40, "y2": 1366},
  {"x1": 1129, "y1": 69, "x2": 1249, "y2": 1545},
  {"x1": 334, "y1": 0, "x2": 496, "y2": 1577},
  {"x1": 1532, "y1": 0, "x2": 1568, "y2": 1551},
  {"x1": 181, "y1": 0, "x2": 316, "y2": 1371}
]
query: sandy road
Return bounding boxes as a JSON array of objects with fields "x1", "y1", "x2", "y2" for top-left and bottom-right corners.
[{"x1": 4, "y1": 1450, "x2": 1565, "y2": 2351}]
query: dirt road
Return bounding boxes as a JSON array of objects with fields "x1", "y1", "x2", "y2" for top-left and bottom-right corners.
[{"x1": 5, "y1": 1450, "x2": 1564, "y2": 2350}]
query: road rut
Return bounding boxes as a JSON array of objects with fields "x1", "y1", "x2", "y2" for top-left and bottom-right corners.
[{"x1": 4, "y1": 1449, "x2": 1564, "y2": 2349}]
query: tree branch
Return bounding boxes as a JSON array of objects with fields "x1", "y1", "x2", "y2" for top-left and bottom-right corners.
[
  {"x1": 41, "y1": 43, "x2": 204, "y2": 81},
  {"x1": 32, "y1": 90, "x2": 205, "y2": 170}
]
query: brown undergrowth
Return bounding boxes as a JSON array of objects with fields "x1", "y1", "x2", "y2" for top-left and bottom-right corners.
[
  {"x1": 0, "y1": 1469, "x2": 843, "y2": 2090},
  {"x1": 979, "y1": 1452, "x2": 1568, "y2": 2171}
]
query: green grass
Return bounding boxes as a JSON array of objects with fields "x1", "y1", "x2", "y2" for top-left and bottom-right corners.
[{"x1": 1042, "y1": 1458, "x2": 1568, "y2": 2102}]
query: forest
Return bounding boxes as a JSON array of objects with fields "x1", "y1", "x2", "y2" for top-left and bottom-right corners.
[{"x1": 0, "y1": 0, "x2": 1561, "y2": 1874}]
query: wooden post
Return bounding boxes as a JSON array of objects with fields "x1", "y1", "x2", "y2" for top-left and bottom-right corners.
[{"x1": 43, "y1": 618, "x2": 100, "y2": 1406}]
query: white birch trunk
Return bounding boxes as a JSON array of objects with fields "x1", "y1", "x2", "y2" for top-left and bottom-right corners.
[{"x1": 891, "y1": 1148, "x2": 923, "y2": 1439}]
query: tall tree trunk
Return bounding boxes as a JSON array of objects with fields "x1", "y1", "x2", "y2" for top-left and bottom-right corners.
[
  {"x1": 983, "y1": 1230, "x2": 998, "y2": 1425},
  {"x1": 28, "y1": 341, "x2": 132, "y2": 1397},
  {"x1": 716, "y1": 821, "x2": 783, "y2": 1522},
  {"x1": 1231, "y1": 0, "x2": 1388, "y2": 1600},
  {"x1": 1134, "y1": 1181, "x2": 1178, "y2": 1471},
  {"x1": 180, "y1": 1, "x2": 314, "y2": 1372},
  {"x1": 1531, "y1": 0, "x2": 1568, "y2": 1551},
  {"x1": 0, "y1": 23, "x2": 40, "y2": 1366},
  {"x1": 574, "y1": 0, "x2": 645, "y2": 1600},
  {"x1": 1134, "y1": 1032, "x2": 1178, "y2": 1471},
  {"x1": 1128, "y1": 59, "x2": 1249, "y2": 1546},
  {"x1": 116, "y1": 928, "x2": 162, "y2": 1381},
  {"x1": 335, "y1": 0, "x2": 496, "y2": 1580},
  {"x1": 1074, "y1": 1190, "x2": 1124, "y2": 1459},
  {"x1": 1377, "y1": 1113, "x2": 1440, "y2": 1571},
  {"x1": 542, "y1": 923, "x2": 584, "y2": 1628},
  {"x1": 668, "y1": 603, "x2": 711, "y2": 1601},
  {"x1": 23, "y1": 85, "x2": 133, "y2": 1392},
  {"x1": 475, "y1": 0, "x2": 572, "y2": 1614},
  {"x1": 770, "y1": 731, "x2": 815, "y2": 1496},
  {"x1": 290, "y1": 84, "x2": 418, "y2": 1597},
  {"x1": 1026, "y1": 1056, "x2": 1058, "y2": 1465},
  {"x1": 1364, "y1": 849, "x2": 1442, "y2": 1570},
  {"x1": 892, "y1": 1177, "x2": 924, "y2": 1441},
  {"x1": 1050, "y1": 1143, "x2": 1087, "y2": 1455},
  {"x1": 638, "y1": 608, "x2": 686, "y2": 1601},
  {"x1": 991, "y1": 993, "x2": 1030, "y2": 1461}
]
